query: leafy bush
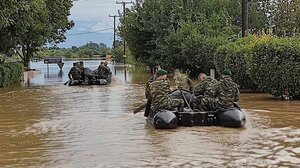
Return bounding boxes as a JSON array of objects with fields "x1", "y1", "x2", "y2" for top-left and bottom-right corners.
[
  {"x1": 214, "y1": 35, "x2": 258, "y2": 90},
  {"x1": 183, "y1": 33, "x2": 228, "y2": 73},
  {"x1": 112, "y1": 45, "x2": 124, "y2": 63},
  {"x1": 250, "y1": 37, "x2": 300, "y2": 98},
  {"x1": 0, "y1": 62, "x2": 23, "y2": 87},
  {"x1": 119, "y1": 0, "x2": 241, "y2": 73}
]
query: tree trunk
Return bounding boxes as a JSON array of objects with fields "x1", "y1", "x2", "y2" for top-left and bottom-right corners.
[
  {"x1": 24, "y1": 56, "x2": 30, "y2": 70},
  {"x1": 22, "y1": 45, "x2": 31, "y2": 70}
]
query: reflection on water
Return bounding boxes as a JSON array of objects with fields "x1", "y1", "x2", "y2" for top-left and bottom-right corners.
[{"x1": 0, "y1": 60, "x2": 300, "y2": 167}]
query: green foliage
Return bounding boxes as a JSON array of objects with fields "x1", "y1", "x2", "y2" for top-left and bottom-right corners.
[
  {"x1": 75, "y1": 48, "x2": 93, "y2": 58},
  {"x1": 0, "y1": 62, "x2": 23, "y2": 87},
  {"x1": 119, "y1": 0, "x2": 300, "y2": 74},
  {"x1": 0, "y1": 0, "x2": 74, "y2": 69},
  {"x1": 268, "y1": 0, "x2": 300, "y2": 37},
  {"x1": 214, "y1": 35, "x2": 259, "y2": 90},
  {"x1": 36, "y1": 42, "x2": 109, "y2": 58},
  {"x1": 119, "y1": 0, "x2": 173, "y2": 67},
  {"x1": 250, "y1": 37, "x2": 300, "y2": 98},
  {"x1": 119, "y1": 0, "x2": 246, "y2": 72},
  {"x1": 81, "y1": 42, "x2": 109, "y2": 56},
  {"x1": 112, "y1": 45, "x2": 124, "y2": 63}
]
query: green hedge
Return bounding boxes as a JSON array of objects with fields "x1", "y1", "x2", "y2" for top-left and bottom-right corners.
[
  {"x1": 250, "y1": 37, "x2": 300, "y2": 98},
  {"x1": 0, "y1": 62, "x2": 23, "y2": 87},
  {"x1": 214, "y1": 36, "x2": 258, "y2": 90}
]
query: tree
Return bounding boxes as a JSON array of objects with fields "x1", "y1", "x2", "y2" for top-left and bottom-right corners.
[
  {"x1": 249, "y1": 0, "x2": 300, "y2": 36},
  {"x1": 0, "y1": 0, "x2": 74, "y2": 69},
  {"x1": 119, "y1": 0, "x2": 175, "y2": 69},
  {"x1": 272, "y1": 0, "x2": 300, "y2": 36},
  {"x1": 119, "y1": 0, "x2": 240, "y2": 72},
  {"x1": 0, "y1": 0, "x2": 21, "y2": 29}
]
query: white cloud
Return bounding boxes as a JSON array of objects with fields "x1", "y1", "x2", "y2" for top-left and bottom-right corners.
[
  {"x1": 62, "y1": 0, "x2": 133, "y2": 47},
  {"x1": 70, "y1": 0, "x2": 125, "y2": 22}
]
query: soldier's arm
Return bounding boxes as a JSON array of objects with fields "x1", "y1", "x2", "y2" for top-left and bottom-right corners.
[
  {"x1": 68, "y1": 69, "x2": 72, "y2": 79},
  {"x1": 234, "y1": 86, "x2": 240, "y2": 102},
  {"x1": 165, "y1": 80, "x2": 172, "y2": 92},
  {"x1": 193, "y1": 82, "x2": 205, "y2": 96},
  {"x1": 173, "y1": 75, "x2": 182, "y2": 89},
  {"x1": 149, "y1": 81, "x2": 156, "y2": 97},
  {"x1": 145, "y1": 81, "x2": 152, "y2": 99},
  {"x1": 210, "y1": 81, "x2": 219, "y2": 97},
  {"x1": 68, "y1": 74, "x2": 72, "y2": 79},
  {"x1": 187, "y1": 77, "x2": 193, "y2": 92}
]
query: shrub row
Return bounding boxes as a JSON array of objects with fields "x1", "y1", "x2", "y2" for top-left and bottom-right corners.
[
  {"x1": 214, "y1": 36, "x2": 258, "y2": 90},
  {"x1": 214, "y1": 35, "x2": 300, "y2": 98},
  {"x1": 0, "y1": 62, "x2": 23, "y2": 87},
  {"x1": 251, "y1": 38, "x2": 300, "y2": 98}
]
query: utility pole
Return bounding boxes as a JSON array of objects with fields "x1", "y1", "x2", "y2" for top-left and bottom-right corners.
[
  {"x1": 109, "y1": 15, "x2": 120, "y2": 50},
  {"x1": 242, "y1": 0, "x2": 249, "y2": 37},
  {"x1": 116, "y1": 1, "x2": 134, "y2": 66},
  {"x1": 135, "y1": 0, "x2": 140, "y2": 8}
]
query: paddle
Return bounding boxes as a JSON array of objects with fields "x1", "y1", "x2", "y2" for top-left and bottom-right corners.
[
  {"x1": 133, "y1": 103, "x2": 147, "y2": 114},
  {"x1": 233, "y1": 102, "x2": 241, "y2": 111},
  {"x1": 64, "y1": 80, "x2": 70, "y2": 85},
  {"x1": 144, "y1": 98, "x2": 152, "y2": 117},
  {"x1": 180, "y1": 89, "x2": 192, "y2": 111}
]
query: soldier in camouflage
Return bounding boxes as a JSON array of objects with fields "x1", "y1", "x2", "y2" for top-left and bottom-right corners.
[
  {"x1": 194, "y1": 73, "x2": 218, "y2": 97},
  {"x1": 145, "y1": 75, "x2": 156, "y2": 99},
  {"x1": 68, "y1": 62, "x2": 81, "y2": 80},
  {"x1": 200, "y1": 69, "x2": 240, "y2": 111},
  {"x1": 77, "y1": 61, "x2": 85, "y2": 80},
  {"x1": 173, "y1": 69, "x2": 193, "y2": 92},
  {"x1": 149, "y1": 69, "x2": 184, "y2": 113},
  {"x1": 144, "y1": 74, "x2": 156, "y2": 117},
  {"x1": 192, "y1": 73, "x2": 218, "y2": 110},
  {"x1": 102, "y1": 61, "x2": 111, "y2": 78},
  {"x1": 97, "y1": 62, "x2": 105, "y2": 77}
]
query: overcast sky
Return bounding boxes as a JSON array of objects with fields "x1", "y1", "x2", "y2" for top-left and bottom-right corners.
[{"x1": 58, "y1": 0, "x2": 134, "y2": 48}]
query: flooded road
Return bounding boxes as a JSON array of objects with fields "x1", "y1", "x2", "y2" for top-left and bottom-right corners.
[{"x1": 1, "y1": 60, "x2": 300, "y2": 167}]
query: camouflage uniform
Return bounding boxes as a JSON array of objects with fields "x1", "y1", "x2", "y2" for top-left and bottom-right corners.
[
  {"x1": 103, "y1": 65, "x2": 111, "y2": 77},
  {"x1": 68, "y1": 66, "x2": 81, "y2": 80},
  {"x1": 193, "y1": 76, "x2": 217, "y2": 110},
  {"x1": 97, "y1": 64, "x2": 104, "y2": 77},
  {"x1": 144, "y1": 75, "x2": 156, "y2": 117},
  {"x1": 173, "y1": 73, "x2": 193, "y2": 92},
  {"x1": 149, "y1": 79, "x2": 184, "y2": 111},
  {"x1": 145, "y1": 75, "x2": 156, "y2": 99},
  {"x1": 200, "y1": 76, "x2": 240, "y2": 111},
  {"x1": 193, "y1": 76, "x2": 217, "y2": 97},
  {"x1": 77, "y1": 62, "x2": 85, "y2": 80}
]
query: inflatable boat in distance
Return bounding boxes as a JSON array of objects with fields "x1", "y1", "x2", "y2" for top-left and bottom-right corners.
[{"x1": 68, "y1": 68, "x2": 111, "y2": 86}]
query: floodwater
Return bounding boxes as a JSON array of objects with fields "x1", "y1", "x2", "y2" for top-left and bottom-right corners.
[{"x1": 0, "y1": 60, "x2": 300, "y2": 168}]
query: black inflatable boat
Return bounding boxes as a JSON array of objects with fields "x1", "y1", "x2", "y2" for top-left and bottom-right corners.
[
  {"x1": 146, "y1": 90, "x2": 246, "y2": 129},
  {"x1": 68, "y1": 68, "x2": 111, "y2": 86}
]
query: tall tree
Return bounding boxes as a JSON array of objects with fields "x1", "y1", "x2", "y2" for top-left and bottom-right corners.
[
  {"x1": 0, "y1": 0, "x2": 74, "y2": 69},
  {"x1": 119, "y1": 0, "x2": 241, "y2": 72},
  {"x1": 272, "y1": 0, "x2": 300, "y2": 36}
]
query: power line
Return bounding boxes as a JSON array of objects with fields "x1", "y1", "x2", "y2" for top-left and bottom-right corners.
[{"x1": 66, "y1": 28, "x2": 113, "y2": 35}]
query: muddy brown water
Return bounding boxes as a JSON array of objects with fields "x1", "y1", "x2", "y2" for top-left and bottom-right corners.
[{"x1": 0, "y1": 61, "x2": 300, "y2": 167}]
